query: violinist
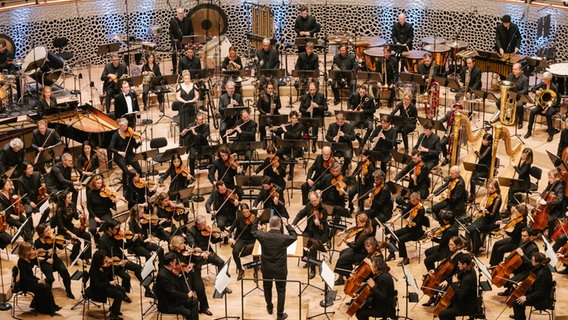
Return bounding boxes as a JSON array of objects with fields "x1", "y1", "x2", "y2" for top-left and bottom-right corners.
[
  {"x1": 168, "y1": 235, "x2": 211, "y2": 316},
  {"x1": 255, "y1": 146, "x2": 286, "y2": 189},
  {"x1": 468, "y1": 133, "x2": 493, "y2": 202},
  {"x1": 124, "y1": 170, "x2": 156, "y2": 209},
  {"x1": 424, "y1": 210, "x2": 459, "y2": 271},
  {"x1": 208, "y1": 145, "x2": 243, "y2": 190},
  {"x1": 536, "y1": 169, "x2": 565, "y2": 234},
  {"x1": 365, "y1": 170, "x2": 393, "y2": 228},
  {"x1": 253, "y1": 177, "x2": 289, "y2": 220},
  {"x1": 45, "y1": 152, "x2": 81, "y2": 201},
  {"x1": 87, "y1": 175, "x2": 117, "y2": 239},
  {"x1": 274, "y1": 110, "x2": 305, "y2": 180},
  {"x1": 348, "y1": 85, "x2": 376, "y2": 147},
  {"x1": 334, "y1": 213, "x2": 374, "y2": 286},
  {"x1": 437, "y1": 252, "x2": 478, "y2": 320},
  {"x1": 369, "y1": 114, "x2": 397, "y2": 173},
  {"x1": 325, "y1": 112, "x2": 356, "y2": 174},
  {"x1": 205, "y1": 180, "x2": 243, "y2": 230},
  {"x1": 0, "y1": 177, "x2": 32, "y2": 242},
  {"x1": 466, "y1": 179, "x2": 502, "y2": 254},
  {"x1": 16, "y1": 242, "x2": 61, "y2": 315},
  {"x1": 301, "y1": 145, "x2": 332, "y2": 205},
  {"x1": 348, "y1": 150, "x2": 375, "y2": 212},
  {"x1": 97, "y1": 219, "x2": 154, "y2": 300},
  {"x1": 414, "y1": 120, "x2": 441, "y2": 171},
  {"x1": 489, "y1": 204, "x2": 528, "y2": 267},
  {"x1": 155, "y1": 252, "x2": 200, "y2": 320},
  {"x1": 354, "y1": 256, "x2": 396, "y2": 320},
  {"x1": 390, "y1": 93, "x2": 417, "y2": 152},
  {"x1": 430, "y1": 166, "x2": 467, "y2": 221},
  {"x1": 114, "y1": 80, "x2": 141, "y2": 128},
  {"x1": 292, "y1": 191, "x2": 329, "y2": 279},
  {"x1": 151, "y1": 192, "x2": 177, "y2": 240},
  {"x1": 108, "y1": 117, "x2": 143, "y2": 185},
  {"x1": 186, "y1": 214, "x2": 228, "y2": 278},
  {"x1": 181, "y1": 113, "x2": 211, "y2": 176},
  {"x1": 53, "y1": 190, "x2": 91, "y2": 263},
  {"x1": 299, "y1": 82, "x2": 328, "y2": 153},
  {"x1": 225, "y1": 203, "x2": 258, "y2": 280},
  {"x1": 311, "y1": 162, "x2": 348, "y2": 223},
  {"x1": 17, "y1": 161, "x2": 47, "y2": 217},
  {"x1": 31, "y1": 120, "x2": 63, "y2": 174},
  {"x1": 394, "y1": 149, "x2": 431, "y2": 200},
  {"x1": 257, "y1": 82, "x2": 282, "y2": 143},
  {"x1": 88, "y1": 250, "x2": 126, "y2": 320},
  {"x1": 507, "y1": 148, "x2": 533, "y2": 210},
  {"x1": 498, "y1": 228, "x2": 540, "y2": 297},
  {"x1": 219, "y1": 81, "x2": 244, "y2": 143},
  {"x1": 386, "y1": 192, "x2": 425, "y2": 265},
  {"x1": 0, "y1": 137, "x2": 25, "y2": 177},
  {"x1": 158, "y1": 153, "x2": 194, "y2": 202},
  {"x1": 510, "y1": 252, "x2": 553, "y2": 320},
  {"x1": 77, "y1": 141, "x2": 99, "y2": 179},
  {"x1": 33, "y1": 223, "x2": 74, "y2": 299},
  {"x1": 127, "y1": 204, "x2": 161, "y2": 261}
]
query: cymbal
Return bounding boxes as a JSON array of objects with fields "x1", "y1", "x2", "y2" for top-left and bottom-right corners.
[
  {"x1": 445, "y1": 40, "x2": 468, "y2": 48},
  {"x1": 421, "y1": 36, "x2": 446, "y2": 45}
]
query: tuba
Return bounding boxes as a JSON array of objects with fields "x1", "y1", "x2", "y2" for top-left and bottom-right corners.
[
  {"x1": 498, "y1": 80, "x2": 516, "y2": 126},
  {"x1": 536, "y1": 89, "x2": 557, "y2": 111}
]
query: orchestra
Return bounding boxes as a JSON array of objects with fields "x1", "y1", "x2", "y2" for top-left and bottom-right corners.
[{"x1": 2, "y1": 5, "x2": 568, "y2": 320}]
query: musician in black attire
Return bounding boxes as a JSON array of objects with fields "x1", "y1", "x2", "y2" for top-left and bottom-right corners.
[
  {"x1": 88, "y1": 250, "x2": 126, "y2": 320},
  {"x1": 508, "y1": 148, "x2": 533, "y2": 208},
  {"x1": 0, "y1": 178, "x2": 30, "y2": 242},
  {"x1": 77, "y1": 141, "x2": 99, "y2": 179},
  {"x1": 311, "y1": 162, "x2": 348, "y2": 222},
  {"x1": 208, "y1": 145, "x2": 243, "y2": 189},
  {"x1": 45, "y1": 153, "x2": 80, "y2": 199},
  {"x1": 458, "y1": 57, "x2": 482, "y2": 101},
  {"x1": 124, "y1": 170, "x2": 155, "y2": 209},
  {"x1": 225, "y1": 203, "x2": 257, "y2": 280},
  {"x1": 169, "y1": 7, "x2": 194, "y2": 73},
  {"x1": 256, "y1": 38, "x2": 280, "y2": 90},
  {"x1": 157, "y1": 153, "x2": 193, "y2": 201},
  {"x1": 221, "y1": 46, "x2": 244, "y2": 93},
  {"x1": 294, "y1": 5, "x2": 320, "y2": 46},
  {"x1": 539, "y1": 169, "x2": 566, "y2": 234},
  {"x1": 365, "y1": 170, "x2": 393, "y2": 226},
  {"x1": 151, "y1": 192, "x2": 177, "y2": 241},
  {"x1": 155, "y1": 252, "x2": 199, "y2": 320},
  {"x1": 218, "y1": 81, "x2": 244, "y2": 143},
  {"x1": 255, "y1": 146, "x2": 286, "y2": 189},
  {"x1": 108, "y1": 118, "x2": 143, "y2": 185},
  {"x1": 97, "y1": 219, "x2": 154, "y2": 300},
  {"x1": 437, "y1": 253, "x2": 478, "y2": 320},
  {"x1": 181, "y1": 113, "x2": 210, "y2": 176},
  {"x1": 253, "y1": 177, "x2": 289, "y2": 220},
  {"x1": 17, "y1": 162, "x2": 45, "y2": 217},
  {"x1": 178, "y1": 47, "x2": 201, "y2": 78},
  {"x1": 495, "y1": 62, "x2": 529, "y2": 129},
  {"x1": 489, "y1": 204, "x2": 528, "y2": 267},
  {"x1": 348, "y1": 150, "x2": 375, "y2": 212},
  {"x1": 186, "y1": 214, "x2": 227, "y2": 272},
  {"x1": 355, "y1": 256, "x2": 396, "y2": 320},
  {"x1": 376, "y1": 45, "x2": 399, "y2": 107},
  {"x1": 390, "y1": 93, "x2": 417, "y2": 152},
  {"x1": 369, "y1": 114, "x2": 397, "y2": 173},
  {"x1": 511, "y1": 252, "x2": 553, "y2": 320},
  {"x1": 34, "y1": 224, "x2": 74, "y2": 298},
  {"x1": 292, "y1": 190, "x2": 329, "y2": 279},
  {"x1": 525, "y1": 71, "x2": 561, "y2": 142},
  {"x1": 257, "y1": 82, "x2": 282, "y2": 142},
  {"x1": 101, "y1": 54, "x2": 128, "y2": 114},
  {"x1": 468, "y1": 133, "x2": 493, "y2": 202},
  {"x1": 326, "y1": 112, "x2": 356, "y2": 174},
  {"x1": 35, "y1": 86, "x2": 57, "y2": 117},
  {"x1": 0, "y1": 39, "x2": 13, "y2": 70},
  {"x1": 414, "y1": 120, "x2": 441, "y2": 170},
  {"x1": 418, "y1": 53, "x2": 441, "y2": 86},
  {"x1": 331, "y1": 44, "x2": 358, "y2": 105},
  {"x1": 0, "y1": 137, "x2": 25, "y2": 177},
  {"x1": 386, "y1": 192, "x2": 425, "y2": 265},
  {"x1": 348, "y1": 85, "x2": 376, "y2": 147},
  {"x1": 496, "y1": 14, "x2": 522, "y2": 55},
  {"x1": 301, "y1": 146, "x2": 333, "y2": 205},
  {"x1": 334, "y1": 213, "x2": 374, "y2": 285},
  {"x1": 228, "y1": 110, "x2": 257, "y2": 160},
  {"x1": 394, "y1": 149, "x2": 431, "y2": 200},
  {"x1": 114, "y1": 80, "x2": 141, "y2": 128},
  {"x1": 294, "y1": 41, "x2": 319, "y2": 95},
  {"x1": 31, "y1": 120, "x2": 62, "y2": 173},
  {"x1": 274, "y1": 111, "x2": 305, "y2": 180},
  {"x1": 391, "y1": 13, "x2": 414, "y2": 53},
  {"x1": 52, "y1": 190, "x2": 91, "y2": 262},
  {"x1": 430, "y1": 166, "x2": 468, "y2": 221},
  {"x1": 498, "y1": 228, "x2": 540, "y2": 297},
  {"x1": 424, "y1": 211, "x2": 459, "y2": 271},
  {"x1": 300, "y1": 82, "x2": 328, "y2": 152},
  {"x1": 205, "y1": 180, "x2": 243, "y2": 230},
  {"x1": 466, "y1": 179, "x2": 502, "y2": 254},
  {"x1": 127, "y1": 204, "x2": 161, "y2": 261},
  {"x1": 141, "y1": 52, "x2": 165, "y2": 111},
  {"x1": 252, "y1": 213, "x2": 297, "y2": 320}
]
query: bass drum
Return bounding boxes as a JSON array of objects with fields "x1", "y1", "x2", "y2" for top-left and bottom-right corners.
[
  {"x1": 22, "y1": 46, "x2": 65, "y2": 86},
  {"x1": 396, "y1": 81, "x2": 419, "y2": 100},
  {"x1": 188, "y1": 3, "x2": 229, "y2": 37},
  {"x1": 202, "y1": 35, "x2": 232, "y2": 68}
]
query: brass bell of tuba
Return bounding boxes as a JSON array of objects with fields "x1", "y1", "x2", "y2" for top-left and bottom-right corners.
[{"x1": 498, "y1": 80, "x2": 516, "y2": 126}]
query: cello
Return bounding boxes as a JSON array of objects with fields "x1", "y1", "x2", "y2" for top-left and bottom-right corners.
[
  {"x1": 531, "y1": 179, "x2": 559, "y2": 231},
  {"x1": 346, "y1": 265, "x2": 392, "y2": 317},
  {"x1": 490, "y1": 242, "x2": 530, "y2": 287},
  {"x1": 433, "y1": 260, "x2": 474, "y2": 316},
  {"x1": 421, "y1": 257, "x2": 455, "y2": 297}
]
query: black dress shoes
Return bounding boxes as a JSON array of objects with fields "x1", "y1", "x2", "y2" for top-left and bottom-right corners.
[
  {"x1": 422, "y1": 296, "x2": 436, "y2": 307},
  {"x1": 547, "y1": 135, "x2": 554, "y2": 142},
  {"x1": 386, "y1": 252, "x2": 396, "y2": 261},
  {"x1": 200, "y1": 309, "x2": 213, "y2": 316},
  {"x1": 397, "y1": 258, "x2": 410, "y2": 266},
  {"x1": 267, "y1": 304, "x2": 274, "y2": 314},
  {"x1": 309, "y1": 268, "x2": 316, "y2": 279},
  {"x1": 237, "y1": 269, "x2": 245, "y2": 281},
  {"x1": 524, "y1": 131, "x2": 532, "y2": 139}
]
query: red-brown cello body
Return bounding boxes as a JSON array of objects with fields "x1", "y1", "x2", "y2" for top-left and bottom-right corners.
[
  {"x1": 422, "y1": 258, "x2": 454, "y2": 297},
  {"x1": 491, "y1": 250, "x2": 523, "y2": 287}
]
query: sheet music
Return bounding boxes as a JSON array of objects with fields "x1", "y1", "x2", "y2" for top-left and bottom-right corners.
[
  {"x1": 542, "y1": 235, "x2": 558, "y2": 267},
  {"x1": 474, "y1": 256, "x2": 492, "y2": 281},
  {"x1": 402, "y1": 265, "x2": 419, "y2": 293},
  {"x1": 320, "y1": 261, "x2": 335, "y2": 288},
  {"x1": 287, "y1": 240, "x2": 298, "y2": 255},
  {"x1": 214, "y1": 258, "x2": 231, "y2": 293}
]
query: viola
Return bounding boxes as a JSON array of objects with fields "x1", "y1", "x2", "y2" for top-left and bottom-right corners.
[
  {"x1": 223, "y1": 189, "x2": 239, "y2": 204},
  {"x1": 370, "y1": 182, "x2": 384, "y2": 201},
  {"x1": 498, "y1": 216, "x2": 524, "y2": 235},
  {"x1": 79, "y1": 214, "x2": 88, "y2": 232},
  {"x1": 11, "y1": 195, "x2": 25, "y2": 215},
  {"x1": 141, "y1": 213, "x2": 160, "y2": 226},
  {"x1": 104, "y1": 256, "x2": 122, "y2": 267},
  {"x1": 201, "y1": 226, "x2": 222, "y2": 237},
  {"x1": 165, "y1": 202, "x2": 185, "y2": 214},
  {"x1": 224, "y1": 156, "x2": 240, "y2": 170},
  {"x1": 244, "y1": 214, "x2": 254, "y2": 225},
  {"x1": 38, "y1": 177, "x2": 48, "y2": 203},
  {"x1": 323, "y1": 157, "x2": 335, "y2": 169},
  {"x1": 181, "y1": 247, "x2": 203, "y2": 256},
  {"x1": 423, "y1": 223, "x2": 451, "y2": 243},
  {"x1": 175, "y1": 163, "x2": 192, "y2": 178},
  {"x1": 407, "y1": 203, "x2": 422, "y2": 227},
  {"x1": 413, "y1": 161, "x2": 424, "y2": 185},
  {"x1": 44, "y1": 233, "x2": 68, "y2": 245},
  {"x1": 360, "y1": 160, "x2": 370, "y2": 182},
  {"x1": 310, "y1": 206, "x2": 323, "y2": 220},
  {"x1": 124, "y1": 127, "x2": 142, "y2": 139},
  {"x1": 332, "y1": 175, "x2": 347, "y2": 192},
  {"x1": 114, "y1": 230, "x2": 134, "y2": 240}
]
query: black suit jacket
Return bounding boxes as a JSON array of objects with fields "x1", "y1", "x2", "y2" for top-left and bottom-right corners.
[
  {"x1": 31, "y1": 128, "x2": 62, "y2": 153},
  {"x1": 114, "y1": 91, "x2": 140, "y2": 123},
  {"x1": 391, "y1": 22, "x2": 414, "y2": 50},
  {"x1": 218, "y1": 93, "x2": 244, "y2": 121},
  {"x1": 252, "y1": 218, "x2": 297, "y2": 277},
  {"x1": 348, "y1": 93, "x2": 376, "y2": 117},
  {"x1": 525, "y1": 264, "x2": 553, "y2": 309},
  {"x1": 495, "y1": 22, "x2": 522, "y2": 53},
  {"x1": 295, "y1": 52, "x2": 319, "y2": 71},
  {"x1": 326, "y1": 122, "x2": 355, "y2": 148},
  {"x1": 294, "y1": 15, "x2": 320, "y2": 36},
  {"x1": 35, "y1": 97, "x2": 58, "y2": 118},
  {"x1": 45, "y1": 161, "x2": 74, "y2": 193},
  {"x1": 101, "y1": 63, "x2": 127, "y2": 91},
  {"x1": 364, "y1": 271, "x2": 396, "y2": 317},
  {"x1": 299, "y1": 92, "x2": 327, "y2": 119},
  {"x1": 17, "y1": 172, "x2": 41, "y2": 206},
  {"x1": 155, "y1": 266, "x2": 194, "y2": 312},
  {"x1": 256, "y1": 48, "x2": 279, "y2": 70},
  {"x1": 0, "y1": 144, "x2": 25, "y2": 174},
  {"x1": 460, "y1": 66, "x2": 482, "y2": 91},
  {"x1": 449, "y1": 267, "x2": 478, "y2": 314}
]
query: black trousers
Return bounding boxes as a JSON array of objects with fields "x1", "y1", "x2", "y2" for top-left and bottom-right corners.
[
  {"x1": 165, "y1": 300, "x2": 199, "y2": 320},
  {"x1": 115, "y1": 261, "x2": 143, "y2": 293},
  {"x1": 104, "y1": 284, "x2": 126, "y2": 315},
  {"x1": 40, "y1": 256, "x2": 72, "y2": 293},
  {"x1": 466, "y1": 215, "x2": 498, "y2": 253},
  {"x1": 390, "y1": 227, "x2": 423, "y2": 259},
  {"x1": 489, "y1": 237, "x2": 517, "y2": 267},
  {"x1": 262, "y1": 271, "x2": 287, "y2": 317},
  {"x1": 334, "y1": 247, "x2": 366, "y2": 277},
  {"x1": 424, "y1": 246, "x2": 448, "y2": 271},
  {"x1": 232, "y1": 238, "x2": 255, "y2": 271},
  {"x1": 527, "y1": 105, "x2": 558, "y2": 135},
  {"x1": 191, "y1": 263, "x2": 210, "y2": 311},
  {"x1": 438, "y1": 305, "x2": 471, "y2": 320}
]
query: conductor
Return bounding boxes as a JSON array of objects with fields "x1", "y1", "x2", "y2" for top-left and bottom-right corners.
[{"x1": 252, "y1": 214, "x2": 298, "y2": 320}]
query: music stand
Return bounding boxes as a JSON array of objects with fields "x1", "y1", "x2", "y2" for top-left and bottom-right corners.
[
  {"x1": 132, "y1": 149, "x2": 158, "y2": 176},
  {"x1": 96, "y1": 43, "x2": 121, "y2": 56},
  {"x1": 546, "y1": 150, "x2": 568, "y2": 172},
  {"x1": 299, "y1": 117, "x2": 324, "y2": 154},
  {"x1": 417, "y1": 116, "x2": 446, "y2": 132},
  {"x1": 153, "y1": 146, "x2": 186, "y2": 164},
  {"x1": 292, "y1": 70, "x2": 319, "y2": 79},
  {"x1": 471, "y1": 88, "x2": 498, "y2": 126},
  {"x1": 386, "y1": 180, "x2": 410, "y2": 200},
  {"x1": 391, "y1": 150, "x2": 412, "y2": 166},
  {"x1": 400, "y1": 72, "x2": 426, "y2": 87},
  {"x1": 10, "y1": 216, "x2": 32, "y2": 244},
  {"x1": 221, "y1": 69, "x2": 251, "y2": 78},
  {"x1": 34, "y1": 144, "x2": 66, "y2": 166},
  {"x1": 152, "y1": 74, "x2": 179, "y2": 124},
  {"x1": 259, "y1": 114, "x2": 288, "y2": 134},
  {"x1": 257, "y1": 68, "x2": 285, "y2": 79},
  {"x1": 178, "y1": 187, "x2": 196, "y2": 220},
  {"x1": 498, "y1": 176, "x2": 526, "y2": 205},
  {"x1": 212, "y1": 259, "x2": 239, "y2": 320},
  {"x1": 400, "y1": 264, "x2": 419, "y2": 320},
  {"x1": 192, "y1": 144, "x2": 220, "y2": 201},
  {"x1": 356, "y1": 71, "x2": 382, "y2": 83},
  {"x1": 181, "y1": 35, "x2": 206, "y2": 46},
  {"x1": 336, "y1": 110, "x2": 366, "y2": 123},
  {"x1": 308, "y1": 260, "x2": 335, "y2": 319},
  {"x1": 129, "y1": 75, "x2": 144, "y2": 87},
  {"x1": 275, "y1": 139, "x2": 309, "y2": 197},
  {"x1": 223, "y1": 106, "x2": 250, "y2": 119},
  {"x1": 235, "y1": 175, "x2": 264, "y2": 206},
  {"x1": 138, "y1": 251, "x2": 158, "y2": 319}
]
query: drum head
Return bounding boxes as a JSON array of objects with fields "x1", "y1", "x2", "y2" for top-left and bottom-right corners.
[
  {"x1": 363, "y1": 47, "x2": 384, "y2": 57},
  {"x1": 23, "y1": 46, "x2": 48, "y2": 74},
  {"x1": 423, "y1": 44, "x2": 451, "y2": 53},
  {"x1": 188, "y1": 4, "x2": 228, "y2": 37}
]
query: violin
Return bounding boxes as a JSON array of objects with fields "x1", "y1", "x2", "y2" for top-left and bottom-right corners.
[
  {"x1": 100, "y1": 186, "x2": 120, "y2": 202},
  {"x1": 135, "y1": 178, "x2": 157, "y2": 189},
  {"x1": 269, "y1": 187, "x2": 280, "y2": 202},
  {"x1": 11, "y1": 194, "x2": 25, "y2": 215},
  {"x1": 82, "y1": 154, "x2": 97, "y2": 172},
  {"x1": 224, "y1": 156, "x2": 240, "y2": 170},
  {"x1": 337, "y1": 226, "x2": 364, "y2": 248},
  {"x1": 271, "y1": 156, "x2": 280, "y2": 171},
  {"x1": 0, "y1": 212, "x2": 7, "y2": 233},
  {"x1": 141, "y1": 213, "x2": 160, "y2": 226},
  {"x1": 360, "y1": 160, "x2": 371, "y2": 181},
  {"x1": 181, "y1": 247, "x2": 203, "y2": 256},
  {"x1": 406, "y1": 203, "x2": 422, "y2": 227},
  {"x1": 370, "y1": 182, "x2": 384, "y2": 200},
  {"x1": 223, "y1": 189, "x2": 239, "y2": 204},
  {"x1": 244, "y1": 214, "x2": 255, "y2": 225},
  {"x1": 332, "y1": 175, "x2": 347, "y2": 193},
  {"x1": 412, "y1": 161, "x2": 424, "y2": 185},
  {"x1": 175, "y1": 163, "x2": 192, "y2": 178},
  {"x1": 38, "y1": 177, "x2": 48, "y2": 203},
  {"x1": 200, "y1": 226, "x2": 222, "y2": 237},
  {"x1": 165, "y1": 202, "x2": 185, "y2": 213},
  {"x1": 423, "y1": 223, "x2": 451, "y2": 243},
  {"x1": 44, "y1": 233, "x2": 68, "y2": 245},
  {"x1": 114, "y1": 229, "x2": 134, "y2": 240},
  {"x1": 322, "y1": 157, "x2": 335, "y2": 169},
  {"x1": 103, "y1": 256, "x2": 122, "y2": 267},
  {"x1": 124, "y1": 127, "x2": 142, "y2": 139},
  {"x1": 79, "y1": 213, "x2": 88, "y2": 232},
  {"x1": 497, "y1": 216, "x2": 524, "y2": 235}
]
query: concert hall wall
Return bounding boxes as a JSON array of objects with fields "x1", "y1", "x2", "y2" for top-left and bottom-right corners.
[{"x1": 0, "y1": 0, "x2": 566, "y2": 67}]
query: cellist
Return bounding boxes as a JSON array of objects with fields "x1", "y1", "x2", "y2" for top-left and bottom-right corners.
[
  {"x1": 354, "y1": 256, "x2": 396, "y2": 320},
  {"x1": 533, "y1": 169, "x2": 565, "y2": 235},
  {"x1": 436, "y1": 252, "x2": 478, "y2": 320},
  {"x1": 497, "y1": 228, "x2": 539, "y2": 297},
  {"x1": 334, "y1": 213, "x2": 374, "y2": 286},
  {"x1": 510, "y1": 252, "x2": 553, "y2": 320},
  {"x1": 489, "y1": 204, "x2": 528, "y2": 267},
  {"x1": 424, "y1": 210, "x2": 459, "y2": 271}
]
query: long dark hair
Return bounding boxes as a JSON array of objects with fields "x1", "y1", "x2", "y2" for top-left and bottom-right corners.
[{"x1": 91, "y1": 250, "x2": 107, "y2": 270}]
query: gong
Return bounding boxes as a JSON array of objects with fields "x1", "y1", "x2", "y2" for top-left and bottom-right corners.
[{"x1": 188, "y1": 3, "x2": 229, "y2": 37}]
